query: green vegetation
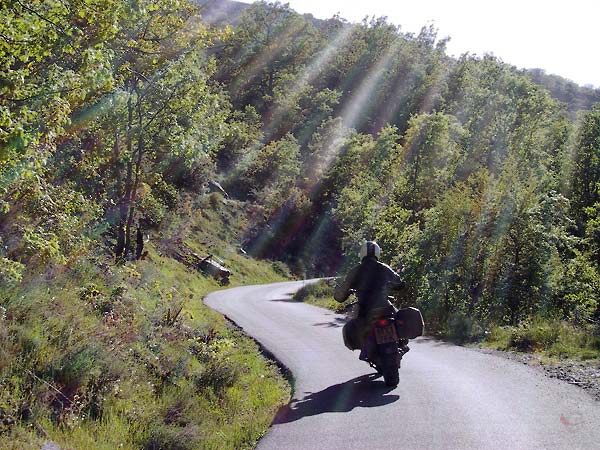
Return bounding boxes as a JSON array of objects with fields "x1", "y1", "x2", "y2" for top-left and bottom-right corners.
[
  {"x1": 486, "y1": 321, "x2": 600, "y2": 360},
  {"x1": 295, "y1": 282, "x2": 600, "y2": 361},
  {"x1": 0, "y1": 198, "x2": 290, "y2": 449},
  {"x1": 291, "y1": 279, "x2": 351, "y2": 312},
  {"x1": 3, "y1": 0, "x2": 600, "y2": 445}
]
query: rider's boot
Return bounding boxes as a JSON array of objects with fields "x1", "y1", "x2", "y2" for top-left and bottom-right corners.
[{"x1": 399, "y1": 338, "x2": 410, "y2": 355}]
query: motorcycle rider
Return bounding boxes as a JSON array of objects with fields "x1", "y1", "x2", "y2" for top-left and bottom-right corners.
[{"x1": 334, "y1": 240, "x2": 409, "y2": 360}]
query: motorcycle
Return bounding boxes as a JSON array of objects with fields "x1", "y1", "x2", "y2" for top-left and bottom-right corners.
[
  {"x1": 362, "y1": 315, "x2": 404, "y2": 386},
  {"x1": 343, "y1": 296, "x2": 424, "y2": 387}
]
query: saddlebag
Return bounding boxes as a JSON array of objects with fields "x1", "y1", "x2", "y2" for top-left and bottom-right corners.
[
  {"x1": 395, "y1": 307, "x2": 424, "y2": 339},
  {"x1": 342, "y1": 320, "x2": 360, "y2": 350}
]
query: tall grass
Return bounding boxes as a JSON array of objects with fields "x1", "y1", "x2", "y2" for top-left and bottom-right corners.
[
  {"x1": 486, "y1": 319, "x2": 600, "y2": 359},
  {"x1": 0, "y1": 198, "x2": 291, "y2": 449}
]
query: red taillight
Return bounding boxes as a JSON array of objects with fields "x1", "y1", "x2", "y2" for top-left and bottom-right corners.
[{"x1": 377, "y1": 319, "x2": 389, "y2": 326}]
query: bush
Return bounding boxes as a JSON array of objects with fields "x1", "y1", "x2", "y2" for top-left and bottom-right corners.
[
  {"x1": 487, "y1": 319, "x2": 600, "y2": 359},
  {"x1": 139, "y1": 192, "x2": 168, "y2": 228},
  {"x1": 0, "y1": 257, "x2": 25, "y2": 284},
  {"x1": 271, "y1": 260, "x2": 291, "y2": 278},
  {"x1": 195, "y1": 356, "x2": 239, "y2": 395},
  {"x1": 292, "y1": 279, "x2": 335, "y2": 302},
  {"x1": 508, "y1": 321, "x2": 559, "y2": 352},
  {"x1": 447, "y1": 312, "x2": 485, "y2": 343},
  {"x1": 208, "y1": 192, "x2": 223, "y2": 209},
  {"x1": 79, "y1": 284, "x2": 112, "y2": 315},
  {"x1": 51, "y1": 347, "x2": 99, "y2": 390},
  {"x1": 290, "y1": 279, "x2": 353, "y2": 313}
]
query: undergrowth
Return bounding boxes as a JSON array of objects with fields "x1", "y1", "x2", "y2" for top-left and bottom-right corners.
[
  {"x1": 291, "y1": 279, "x2": 352, "y2": 312},
  {"x1": 485, "y1": 319, "x2": 600, "y2": 360},
  {"x1": 0, "y1": 197, "x2": 291, "y2": 450}
]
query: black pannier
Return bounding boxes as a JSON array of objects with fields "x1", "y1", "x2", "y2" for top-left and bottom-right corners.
[
  {"x1": 395, "y1": 307, "x2": 424, "y2": 339},
  {"x1": 342, "y1": 320, "x2": 362, "y2": 350}
]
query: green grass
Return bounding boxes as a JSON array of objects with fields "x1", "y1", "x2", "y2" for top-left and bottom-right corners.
[
  {"x1": 0, "y1": 196, "x2": 291, "y2": 450},
  {"x1": 291, "y1": 279, "x2": 354, "y2": 312},
  {"x1": 484, "y1": 319, "x2": 600, "y2": 360}
]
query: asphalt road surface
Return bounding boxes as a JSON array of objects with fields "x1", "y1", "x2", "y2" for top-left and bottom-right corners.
[{"x1": 205, "y1": 280, "x2": 600, "y2": 450}]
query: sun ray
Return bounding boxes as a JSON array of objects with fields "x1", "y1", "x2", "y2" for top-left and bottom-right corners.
[
  {"x1": 220, "y1": 25, "x2": 354, "y2": 187},
  {"x1": 227, "y1": 20, "x2": 307, "y2": 99},
  {"x1": 246, "y1": 35, "x2": 411, "y2": 260},
  {"x1": 337, "y1": 37, "x2": 405, "y2": 132}
]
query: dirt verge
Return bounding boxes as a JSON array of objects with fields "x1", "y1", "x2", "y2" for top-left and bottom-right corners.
[{"x1": 475, "y1": 347, "x2": 600, "y2": 401}]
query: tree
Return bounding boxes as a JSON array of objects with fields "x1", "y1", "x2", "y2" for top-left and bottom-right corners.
[
  {"x1": 398, "y1": 112, "x2": 463, "y2": 215},
  {"x1": 570, "y1": 105, "x2": 600, "y2": 233}
]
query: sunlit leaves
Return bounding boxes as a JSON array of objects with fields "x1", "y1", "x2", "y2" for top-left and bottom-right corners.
[
  {"x1": 570, "y1": 105, "x2": 600, "y2": 231},
  {"x1": 0, "y1": 0, "x2": 234, "y2": 266},
  {"x1": 0, "y1": 0, "x2": 122, "y2": 156}
]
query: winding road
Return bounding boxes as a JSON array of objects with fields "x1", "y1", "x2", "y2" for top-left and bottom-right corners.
[{"x1": 205, "y1": 280, "x2": 600, "y2": 450}]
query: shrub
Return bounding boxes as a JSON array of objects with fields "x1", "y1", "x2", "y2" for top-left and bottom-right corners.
[
  {"x1": 271, "y1": 260, "x2": 291, "y2": 278},
  {"x1": 0, "y1": 257, "x2": 25, "y2": 284},
  {"x1": 208, "y1": 192, "x2": 223, "y2": 209},
  {"x1": 447, "y1": 312, "x2": 485, "y2": 343},
  {"x1": 292, "y1": 279, "x2": 335, "y2": 302},
  {"x1": 195, "y1": 356, "x2": 239, "y2": 395},
  {"x1": 139, "y1": 192, "x2": 168, "y2": 228},
  {"x1": 51, "y1": 347, "x2": 99, "y2": 390},
  {"x1": 508, "y1": 321, "x2": 560, "y2": 352},
  {"x1": 79, "y1": 284, "x2": 113, "y2": 315}
]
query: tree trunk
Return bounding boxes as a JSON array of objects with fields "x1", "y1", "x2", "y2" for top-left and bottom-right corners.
[
  {"x1": 113, "y1": 131, "x2": 126, "y2": 259},
  {"x1": 118, "y1": 83, "x2": 136, "y2": 260},
  {"x1": 136, "y1": 225, "x2": 144, "y2": 260},
  {"x1": 124, "y1": 91, "x2": 145, "y2": 257}
]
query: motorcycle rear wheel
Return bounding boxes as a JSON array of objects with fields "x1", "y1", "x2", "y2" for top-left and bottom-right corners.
[{"x1": 381, "y1": 362, "x2": 399, "y2": 387}]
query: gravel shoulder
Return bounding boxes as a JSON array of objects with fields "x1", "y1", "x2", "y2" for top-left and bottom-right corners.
[{"x1": 474, "y1": 346, "x2": 600, "y2": 401}]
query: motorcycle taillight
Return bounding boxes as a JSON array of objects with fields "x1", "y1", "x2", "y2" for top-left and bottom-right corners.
[{"x1": 377, "y1": 319, "x2": 389, "y2": 326}]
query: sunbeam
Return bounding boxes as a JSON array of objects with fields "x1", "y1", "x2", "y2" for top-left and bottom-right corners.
[
  {"x1": 244, "y1": 32, "x2": 409, "y2": 260},
  {"x1": 338, "y1": 37, "x2": 404, "y2": 132},
  {"x1": 220, "y1": 24, "x2": 354, "y2": 188}
]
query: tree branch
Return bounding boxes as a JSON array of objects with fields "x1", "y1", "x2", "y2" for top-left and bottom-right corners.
[{"x1": 14, "y1": 0, "x2": 69, "y2": 37}]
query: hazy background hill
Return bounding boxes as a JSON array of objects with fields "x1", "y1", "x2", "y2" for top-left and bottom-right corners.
[
  {"x1": 197, "y1": 0, "x2": 600, "y2": 114},
  {"x1": 195, "y1": 0, "x2": 249, "y2": 25},
  {"x1": 526, "y1": 68, "x2": 600, "y2": 113}
]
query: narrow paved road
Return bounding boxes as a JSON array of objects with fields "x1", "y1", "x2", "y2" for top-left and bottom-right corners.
[{"x1": 205, "y1": 280, "x2": 600, "y2": 450}]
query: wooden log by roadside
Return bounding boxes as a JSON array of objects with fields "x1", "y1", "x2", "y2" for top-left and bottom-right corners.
[{"x1": 172, "y1": 243, "x2": 231, "y2": 285}]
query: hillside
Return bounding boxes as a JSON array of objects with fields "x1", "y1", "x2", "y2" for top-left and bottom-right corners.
[
  {"x1": 526, "y1": 68, "x2": 600, "y2": 114},
  {"x1": 195, "y1": 0, "x2": 249, "y2": 26},
  {"x1": 1, "y1": 0, "x2": 600, "y2": 447},
  {"x1": 0, "y1": 195, "x2": 292, "y2": 449},
  {"x1": 197, "y1": 0, "x2": 600, "y2": 114}
]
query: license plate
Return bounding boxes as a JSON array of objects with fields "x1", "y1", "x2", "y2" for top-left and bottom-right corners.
[{"x1": 375, "y1": 324, "x2": 398, "y2": 344}]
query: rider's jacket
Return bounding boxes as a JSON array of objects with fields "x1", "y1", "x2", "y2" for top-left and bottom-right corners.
[{"x1": 334, "y1": 256, "x2": 404, "y2": 320}]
